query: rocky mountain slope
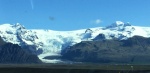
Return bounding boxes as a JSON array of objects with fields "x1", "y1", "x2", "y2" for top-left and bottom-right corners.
[
  {"x1": 0, "y1": 36, "x2": 5, "y2": 45},
  {"x1": 61, "y1": 36, "x2": 150, "y2": 64},
  {"x1": 0, "y1": 37, "x2": 42, "y2": 63},
  {"x1": 0, "y1": 21, "x2": 150, "y2": 63}
]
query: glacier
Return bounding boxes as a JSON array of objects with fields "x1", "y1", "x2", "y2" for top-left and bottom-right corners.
[{"x1": 0, "y1": 21, "x2": 150, "y2": 63}]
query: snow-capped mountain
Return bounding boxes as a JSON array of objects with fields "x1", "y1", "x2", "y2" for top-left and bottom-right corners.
[{"x1": 0, "y1": 21, "x2": 150, "y2": 63}]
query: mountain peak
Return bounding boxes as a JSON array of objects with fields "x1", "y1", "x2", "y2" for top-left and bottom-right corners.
[
  {"x1": 12, "y1": 23, "x2": 25, "y2": 30},
  {"x1": 108, "y1": 21, "x2": 131, "y2": 28},
  {"x1": 115, "y1": 21, "x2": 124, "y2": 25},
  {"x1": 106, "y1": 21, "x2": 132, "y2": 31}
]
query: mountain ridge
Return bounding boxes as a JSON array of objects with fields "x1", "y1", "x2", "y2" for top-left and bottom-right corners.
[
  {"x1": 61, "y1": 35, "x2": 150, "y2": 64},
  {"x1": 0, "y1": 21, "x2": 150, "y2": 63},
  {"x1": 0, "y1": 39, "x2": 42, "y2": 64}
]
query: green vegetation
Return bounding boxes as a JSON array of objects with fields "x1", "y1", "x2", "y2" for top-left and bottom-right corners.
[{"x1": 0, "y1": 64, "x2": 150, "y2": 73}]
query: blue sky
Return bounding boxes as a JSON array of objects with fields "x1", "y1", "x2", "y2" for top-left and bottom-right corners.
[{"x1": 0, "y1": 0, "x2": 150, "y2": 30}]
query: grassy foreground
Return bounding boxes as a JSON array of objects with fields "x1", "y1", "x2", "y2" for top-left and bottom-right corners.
[{"x1": 0, "y1": 64, "x2": 150, "y2": 73}]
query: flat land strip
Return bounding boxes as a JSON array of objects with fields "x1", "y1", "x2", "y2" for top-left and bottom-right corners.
[{"x1": 0, "y1": 64, "x2": 150, "y2": 73}]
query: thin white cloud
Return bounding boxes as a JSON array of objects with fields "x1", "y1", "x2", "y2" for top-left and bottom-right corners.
[
  {"x1": 95, "y1": 19, "x2": 102, "y2": 24},
  {"x1": 91, "y1": 19, "x2": 102, "y2": 24}
]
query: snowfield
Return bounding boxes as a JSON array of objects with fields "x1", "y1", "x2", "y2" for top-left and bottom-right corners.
[{"x1": 0, "y1": 21, "x2": 150, "y2": 63}]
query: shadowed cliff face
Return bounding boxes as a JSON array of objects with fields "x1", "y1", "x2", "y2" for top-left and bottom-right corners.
[
  {"x1": 0, "y1": 36, "x2": 5, "y2": 46},
  {"x1": 61, "y1": 36, "x2": 150, "y2": 64},
  {"x1": 0, "y1": 43, "x2": 42, "y2": 64}
]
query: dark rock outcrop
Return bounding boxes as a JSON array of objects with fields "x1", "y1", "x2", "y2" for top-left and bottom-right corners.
[
  {"x1": 0, "y1": 43, "x2": 42, "y2": 64},
  {"x1": 93, "y1": 34, "x2": 105, "y2": 41},
  {"x1": 61, "y1": 36, "x2": 150, "y2": 64},
  {"x1": 0, "y1": 36, "x2": 6, "y2": 46}
]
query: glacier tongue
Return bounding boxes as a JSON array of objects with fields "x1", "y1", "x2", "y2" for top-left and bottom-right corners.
[{"x1": 0, "y1": 21, "x2": 150, "y2": 63}]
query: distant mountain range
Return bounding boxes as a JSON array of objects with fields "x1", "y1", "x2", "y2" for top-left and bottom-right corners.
[{"x1": 0, "y1": 21, "x2": 150, "y2": 63}]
